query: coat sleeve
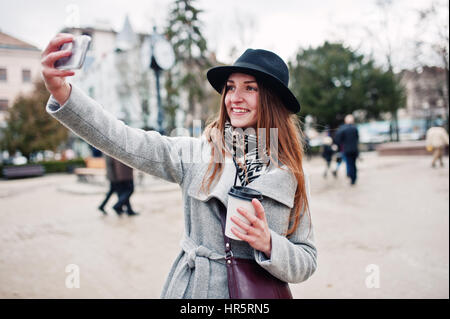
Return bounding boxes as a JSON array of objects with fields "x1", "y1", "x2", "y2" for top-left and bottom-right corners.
[
  {"x1": 254, "y1": 175, "x2": 317, "y2": 284},
  {"x1": 46, "y1": 85, "x2": 197, "y2": 185}
]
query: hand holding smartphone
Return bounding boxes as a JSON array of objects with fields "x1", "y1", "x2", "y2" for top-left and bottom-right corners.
[{"x1": 55, "y1": 35, "x2": 91, "y2": 70}]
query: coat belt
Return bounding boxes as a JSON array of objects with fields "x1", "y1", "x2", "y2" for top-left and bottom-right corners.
[{"x1": 168, "y1": 235, "x2": 225, "y2": 298}]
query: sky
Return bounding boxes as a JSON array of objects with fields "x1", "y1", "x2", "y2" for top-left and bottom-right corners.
[{"x1": 0, "y1": 0, "x2": 447, "y2": 70}]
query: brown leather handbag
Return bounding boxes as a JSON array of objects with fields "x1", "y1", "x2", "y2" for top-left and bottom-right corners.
[{"x1": 218, "y1": 205, "x2": 293, "y2": 299}]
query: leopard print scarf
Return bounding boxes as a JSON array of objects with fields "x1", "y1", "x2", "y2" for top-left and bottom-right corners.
[{"x1": 224, "y1": 121, "x2": 269, "y2": 186}]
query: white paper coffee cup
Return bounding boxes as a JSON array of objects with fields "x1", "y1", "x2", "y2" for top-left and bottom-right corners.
[{"x1": 225, "y1": 186, "x2": 263, "y2": 240}]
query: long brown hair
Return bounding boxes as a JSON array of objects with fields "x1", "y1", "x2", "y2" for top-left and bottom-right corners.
[{"x1": 202, "y1": 80, "x2": 310, "y2": 237}]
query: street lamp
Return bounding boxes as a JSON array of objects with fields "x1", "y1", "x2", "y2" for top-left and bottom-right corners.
[{"x1": 148, "y1": 27, "x2": 175, "y2": 134}]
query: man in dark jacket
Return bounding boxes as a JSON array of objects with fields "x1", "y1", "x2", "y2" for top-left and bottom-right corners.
[
  {"x1": 334, "y1": 114, "x2": 359, "y2": 185},
  {"x1": 98, "y1": 155, "x2": 138, "y2": 216}
]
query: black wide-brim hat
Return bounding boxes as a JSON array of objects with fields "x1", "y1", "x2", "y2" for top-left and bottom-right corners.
[{"x1": 207, "y1": 48, "x2": 300, "y2": 113}]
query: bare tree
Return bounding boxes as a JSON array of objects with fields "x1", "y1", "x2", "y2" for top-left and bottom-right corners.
[
  {"x1": 415, "y1": 0, "x2": 449, "y2": 131},
  {"x1": 363, "y1": 0, "x2": 403, "y2": 141},
  {"x1": 227, "y1": 10, "x2": 258, "y2": 61}
]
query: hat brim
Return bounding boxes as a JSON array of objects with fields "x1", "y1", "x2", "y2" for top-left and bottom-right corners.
[{"x1": 207, "y1": 65, "x2": 301, "y2": 113}]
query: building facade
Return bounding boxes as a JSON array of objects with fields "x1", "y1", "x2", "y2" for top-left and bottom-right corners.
[
  {"x1": 62, "y1": 16, "x2": 219, "y2": 136},
  {"x1": 0, "y1": 31, "x2": 42, "y2": 124},
  {"x1": 61, "y1": 19, "x2": 171, "y2": 132},
  {"x1": 399, "y1": 66, "x2": 448, "y2": 125}
]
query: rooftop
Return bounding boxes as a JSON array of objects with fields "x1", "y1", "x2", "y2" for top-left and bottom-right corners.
[{"x1": 0, "y1": 31, "x2": 40, "y2": 51}]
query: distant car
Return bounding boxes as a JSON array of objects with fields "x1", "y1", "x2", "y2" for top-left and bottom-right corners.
[
  {"x1": 308, "y1": 137, "x2": 325, "y2": 147},
  {"x1": 398, "y1": 119, "x2": 427, "y2": 141},
  {"x1": 357, "y1": 121, "x2": 390, "y2": 144},
  {"x1": 12, "y1": 155, "x2": 27, "y2": 165}
]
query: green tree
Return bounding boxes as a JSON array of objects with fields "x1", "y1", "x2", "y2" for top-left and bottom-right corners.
[
  {"x1": 289, "y1": 42, "x2": 405, "y2": 132},
  {"x1": 1, "y1": 80, "x2": 69, "y2": 160},
  {"x1": 165, "y1": 0, "x2": 212, "y2": 130}
]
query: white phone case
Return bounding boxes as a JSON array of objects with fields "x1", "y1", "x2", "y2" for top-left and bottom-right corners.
[{"x1": 55, "y1": 35, "x2": 91, "y2": 70}]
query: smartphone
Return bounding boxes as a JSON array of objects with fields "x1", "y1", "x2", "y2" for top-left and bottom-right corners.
[{"x1": 55, "y1": 35, "x2": 91, "y2": 70}]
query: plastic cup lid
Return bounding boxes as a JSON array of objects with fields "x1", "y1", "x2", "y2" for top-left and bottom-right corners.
[{"x1": 228, "y1": 186, "x2": 263, "y2": 201}]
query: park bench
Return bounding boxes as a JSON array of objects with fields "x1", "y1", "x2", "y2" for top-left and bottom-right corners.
[
  {"x1": 73, "y1": 157, "x2": 106, "y2": 183},
  {"x1": 2, "y1": 164, "x2": 45, "y2": 179},
  {"x1": 377, "y1": 140, "x2": 449, "y2": 156}
]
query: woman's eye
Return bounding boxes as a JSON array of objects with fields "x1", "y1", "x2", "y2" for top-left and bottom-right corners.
[
  {"x1": 247, "y1": 86, "x2": 258, "y2": 91},
  {"x1": 226, "y1": 85, "x2": 235, "y2": 91}
]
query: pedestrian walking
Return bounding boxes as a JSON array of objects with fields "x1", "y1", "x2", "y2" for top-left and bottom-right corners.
[
  {"x1": 98, "y1": 155, "x2": 138, "y2": 216},
  {"x1": 332, "y1": 149, "x2": 344, "y2": 178},
  {"x1": 41, "y1": 34, "x2": 316, "y2": 299},
  {"x1": 331, "y1": 131, "x2": 345, "y2": 178},
  {"x1": 98, "y1": 155, "x2": 119, "y2": 215},
  {"x1": 112, "y1": 157, "x2": 138, "y2": 216},
  {"x1": 321, "y1": 136, "x2": 335, "y2": 178},
  {"x1": 426, "y1": 125, "x2": 449, "y2": 168},
  {"x1": 334, "y1": 114, "x2": 359, "y2": 185}
]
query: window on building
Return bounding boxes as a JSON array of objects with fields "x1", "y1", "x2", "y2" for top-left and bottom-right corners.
[
  {"x1": 0, "y1": 99, "x2": 8, "y2": 111},
  {"x1": 0, "y1": 68, "x2": 7, "y2": 82},
  {"x1": 22, "y1": 69, "x2": 31, "y2": 83}
]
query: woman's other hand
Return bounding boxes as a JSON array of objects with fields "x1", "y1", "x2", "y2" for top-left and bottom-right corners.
[
  {"x1": 230, "y1": 198, "x2": 272, "y2": 258},
  {"x1": 41, "y1": 33, "x2": 75, "y2": 105}
]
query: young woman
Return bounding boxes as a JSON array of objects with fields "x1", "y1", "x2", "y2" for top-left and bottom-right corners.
[{"x1": 41, "y1": 33, "x2": 317, "y2": 298}]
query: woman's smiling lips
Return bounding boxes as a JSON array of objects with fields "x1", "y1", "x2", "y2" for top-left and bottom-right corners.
[{"x1": 231, "y1": 107, "x2": 250, "y2": 115}]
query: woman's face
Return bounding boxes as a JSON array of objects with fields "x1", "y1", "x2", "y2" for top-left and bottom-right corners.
[{"x1": 225, "y1": 73, "x2": 259, "y2": 129}]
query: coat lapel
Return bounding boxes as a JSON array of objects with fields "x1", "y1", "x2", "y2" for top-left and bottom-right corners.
[
  {"x1": 246, "y1": 162, "x2": 297, "y2": 208},
  {"x1": 187, "y1": 155, "x2": 235, "y2": 207}
]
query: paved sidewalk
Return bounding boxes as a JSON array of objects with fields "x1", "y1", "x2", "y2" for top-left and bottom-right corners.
[{"x1": 0, "y1": 152, "x2": 448, "y2": 298}]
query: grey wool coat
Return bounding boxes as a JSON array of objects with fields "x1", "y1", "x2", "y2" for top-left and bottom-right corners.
[{"x1": 46, "y1": 85, "x2": 317, "y2": 299}]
